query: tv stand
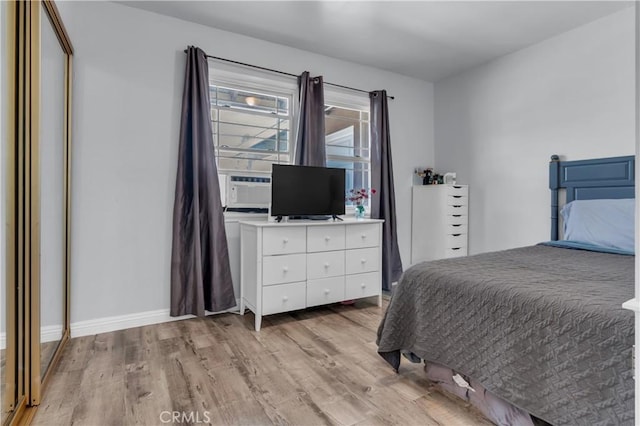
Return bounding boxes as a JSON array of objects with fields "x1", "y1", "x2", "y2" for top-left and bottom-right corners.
[
  {"x1": 332, "y1": 215, "x2": 343, "y2": 221},
  {"x1": 239, "y1": 219, "x2": 384, "y2": 331}
]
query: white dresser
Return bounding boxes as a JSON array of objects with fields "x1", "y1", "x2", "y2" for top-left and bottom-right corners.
[
  {"x1": 411, "y1": 184, "x2": 469, "y2": 264},
  {"x1": 240, "y1": 219, "x2": 383, "y2": 331}
]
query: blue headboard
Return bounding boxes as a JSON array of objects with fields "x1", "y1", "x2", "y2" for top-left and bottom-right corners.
[{"x1": 549, "y1": 154, "x2": 635, "y2": 240}]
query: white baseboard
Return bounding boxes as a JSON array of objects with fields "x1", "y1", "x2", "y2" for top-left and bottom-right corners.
[
  {"x1": 41, "y1": 324, "x2": 64, "y2": 343},
  {"x1": 1, "y1": 300, "x2": 241, "y2": 347},
  {"x1": 70, "y1": 299, "x2": 241, "y2": 338},
  {"x1": 1, "y1": 324, "x2": 64, "y2": 350}
]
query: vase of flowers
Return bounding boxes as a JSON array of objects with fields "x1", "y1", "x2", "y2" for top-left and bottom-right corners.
[{"x1": 347, "y1": 188, "x2": 376, "y2": 220}]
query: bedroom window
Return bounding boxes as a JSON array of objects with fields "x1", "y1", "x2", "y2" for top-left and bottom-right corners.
[
  {"x1": 210, "y1": 84, "x2": 294, "y2": 174},
  {"x1": 325, "y1": 104, "x2": 370, "y2": 206},
  {"x1": 209, "y1": 66, "x2": 370, "y2": 211}
]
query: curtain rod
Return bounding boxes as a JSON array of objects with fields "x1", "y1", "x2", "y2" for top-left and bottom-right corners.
[{"x1": 185, "y1": 50, "x2": 395, "y2": 100}]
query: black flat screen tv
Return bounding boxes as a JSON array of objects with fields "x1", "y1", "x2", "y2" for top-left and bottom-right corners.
[{"x1": 271, "y1": 164, "x2": 345, "y2": 219}]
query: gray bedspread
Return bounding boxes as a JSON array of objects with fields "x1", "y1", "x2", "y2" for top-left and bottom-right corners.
[{"x1": 377, "y1": 245, "x2": 634, "y2": 425}]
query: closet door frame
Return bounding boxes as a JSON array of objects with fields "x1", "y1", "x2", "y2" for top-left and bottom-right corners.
[
  {"x1": 3, "y1": 1, "x2": 73, "y2": 424},
  {"x1": 4, "y1": 1, "x2": 28, "y2": 424},
  {"x1": 28, "y1": 0, "x2": 73, "y2": 407}
]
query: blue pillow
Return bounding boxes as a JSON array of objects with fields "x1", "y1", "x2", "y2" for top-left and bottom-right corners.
[{"x1": 561, "y1": 199, "x2": 635, "y2": 253}]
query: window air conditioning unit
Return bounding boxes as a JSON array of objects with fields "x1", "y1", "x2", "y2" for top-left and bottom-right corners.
[{"x1": 225, "y1": 175, "x2": 271, "y2": 210}]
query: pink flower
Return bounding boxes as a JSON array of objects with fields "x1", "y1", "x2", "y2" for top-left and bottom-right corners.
[{"x1": 345, "y1": 188, "x2": 376, "y2": 203}]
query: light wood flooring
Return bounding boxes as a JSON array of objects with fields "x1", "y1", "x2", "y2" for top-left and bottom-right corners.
[
  {"x1": 1, "y1": 338, "x2": 60, "y2": 423},
  {"x1": 41, "y1": 339, "x2": 62, "y2": 378},
  {"x1": 33, "y1": 299, "x2": 493, "y2": 425}
]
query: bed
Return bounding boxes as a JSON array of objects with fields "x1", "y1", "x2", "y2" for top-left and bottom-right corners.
[{"x1": 377, "y1": 155, "x2": 635, "y2": 425}]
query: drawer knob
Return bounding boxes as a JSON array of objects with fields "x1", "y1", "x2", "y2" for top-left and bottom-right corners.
[
  {"x1": 324, "y1": 262, "x2": 330, "y2": 268},
  {"x1": 452, "y1": 234, "x2": 461, "y2": 237},
  {"x1": 282, "y1": 237, "x2": 289, "y2": 244},
  {"x1": 282, "y1": 266, "x2": 289, "y2": 272},
  {"x1": 324, "y1": 289, "x2": 330, "y2": 295},
  {"x1": 325, "y1": 236, "x2": 331, "y2": 241},
  {"x1": 361, "y1": 259, "x2": 367, "y2": 264},
  {"x1": 282, "y1": 296, "x2": 288, "y2": 302},
  {"x1": 360, "y1": 283, "x2": 366, "y2": 289}
]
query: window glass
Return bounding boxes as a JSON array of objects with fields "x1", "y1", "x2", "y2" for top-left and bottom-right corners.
[
  {"x1": 210, "y1": 77, "x2": 371, "y2": 211},
  {"x1": 211, "y1": 85, "x2": 292, "y2": 173},
  {"x1": 325, "y1": 105, "x2": 370, "y2": 206}
]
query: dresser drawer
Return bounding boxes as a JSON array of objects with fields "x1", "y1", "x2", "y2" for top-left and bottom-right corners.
[
  {"x1": 346, "y1": 247, "x2": 380, "y2": 274},
  {"x1": 307, "y1": 251, "x2": 345, "y2": 280},
  {"x1": 346, "y1": 223, "x2": 380, "y2": 249},
  {"x1": 306, "y1": 276, "x2": 345, "y2": 307},
  {"x1": 345, "y1": 272, "x2": 379, "y2": 300},
  {"x1": 445, "y1": 204, "x2": 468, "y2": 216},
  {"x1": 447, "y1": 185, "x2": 468, "y2": 197},
  {"x1": 263, "y1": 227, "x2": 306, "y2": 255},
  {"x1": 445, "y1": 233, "x2": 468, "y2": 249},
  {"x1": 446, "y1": 223, "x2": 468, "y2": 234},
  {"x1": 446, "y1": 195, "x2": 468, "y2": 206},
  {"x1": 262, "y1": 282, "x2": 306, "y2": 315},
  {"x1": 444, "y1": 247, "x2": 468, "y2": 259},
  {"x1": 445, "y1": 215, "x2": 468, "y2": 225},
  {"x1": 263, "y1": 253, "x2": 306, "y2": 285},
  {"x1": 307, "y1": 225, "x2": 345, "y2": 252}
]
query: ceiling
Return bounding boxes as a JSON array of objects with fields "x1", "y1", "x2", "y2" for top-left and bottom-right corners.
[{"x1": 120, "y1": 1, "x2": 633, "y2": 82}]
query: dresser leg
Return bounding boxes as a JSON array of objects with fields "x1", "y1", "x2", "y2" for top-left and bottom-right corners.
[
  {"x1": 255, "y1": 315, "x2": 262, "y2": 332},
  {"x1": 378, "y1": 294, "x2": 382, "y2": 307},
  {"x1": 239, "y1": 298, "x2": 245, "y2": 315}
]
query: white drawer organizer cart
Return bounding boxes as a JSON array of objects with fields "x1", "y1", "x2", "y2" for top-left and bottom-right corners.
[
  {"x1": 411, "y1": 184, "x2": 469, "y2": 264},
  {"x1": 240, "y1": 219, "x2": 384, "y2": 331}
]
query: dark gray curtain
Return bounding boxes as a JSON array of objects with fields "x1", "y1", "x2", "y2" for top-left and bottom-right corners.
[
  {"x1": 170, "y1": 46, "x2": 236, "y2": 317},
  {"x1": 370, "y1": 90, "x2": 403, "y2": 291},
  {"x1": 294, "y1": 71, "x2": 326, "y2": 166}
]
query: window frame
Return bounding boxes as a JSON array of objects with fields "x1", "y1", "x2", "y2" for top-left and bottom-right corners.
[
  {"x1": 208, "y1": 61, "x2": 298, "y2": 178},
  {"x1": 324, "y1": 89, "x2": 372, "y2": 213},
  {"x1": 208, "y1": 62, "x2": 373, "y2": 216}
]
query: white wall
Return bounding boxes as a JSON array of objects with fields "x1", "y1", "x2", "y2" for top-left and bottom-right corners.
[
  {"x1": 434, "y1": 7, "x2": 635, "y2": 254},
  {"x1": 56, "y1": 1, "x2": 434, "y2": 325}
]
